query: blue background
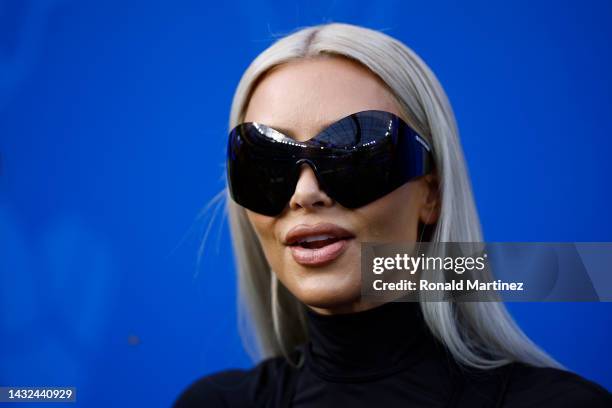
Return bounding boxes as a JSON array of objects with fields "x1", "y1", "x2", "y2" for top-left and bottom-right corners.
[{"x1": 1, "y1": 0, "x2": 610, "y2": 406}]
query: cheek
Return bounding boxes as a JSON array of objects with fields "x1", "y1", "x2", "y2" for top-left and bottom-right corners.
[
  {"x1": 355, "y1": 182, "x2": 423, "y2": 242},
  {"x1": 245, "y1": 211, "x2": 283, "y2": 267}
]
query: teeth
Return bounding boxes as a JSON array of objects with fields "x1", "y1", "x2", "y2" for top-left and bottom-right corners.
[{"x1": 298, "y1": 234, "x2": 335, "y2": 244}]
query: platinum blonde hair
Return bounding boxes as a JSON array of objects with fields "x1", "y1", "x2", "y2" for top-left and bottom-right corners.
[{"x1": 223, "y1": 22, "x2": 561, "y2": 370}]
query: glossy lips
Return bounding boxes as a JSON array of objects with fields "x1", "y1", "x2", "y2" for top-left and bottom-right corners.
[{"x1": 284, "y1": 223, "x2": 355, "y2": 266}]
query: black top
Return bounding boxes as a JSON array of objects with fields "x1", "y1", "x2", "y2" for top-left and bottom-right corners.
[{"x1": 174, "y1": 301, "x2": 611, "y2": 407}]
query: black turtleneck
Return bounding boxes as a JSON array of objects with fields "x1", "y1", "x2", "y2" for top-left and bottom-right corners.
[{"x1": 174, "y1": 301, "x2": 611, "y2": 407}]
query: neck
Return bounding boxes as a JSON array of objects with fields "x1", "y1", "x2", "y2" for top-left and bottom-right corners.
[
  {"x1": 305, "y1": 299, "x2": 388, "y2": 315},
  {"x1": 303, "y1": 300, "x2": 439, "y2": 381}
]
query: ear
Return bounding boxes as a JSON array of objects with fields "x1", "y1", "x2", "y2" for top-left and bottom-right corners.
[{"x1": 418, "y1": 172, "x2": 440, "y2": 225}]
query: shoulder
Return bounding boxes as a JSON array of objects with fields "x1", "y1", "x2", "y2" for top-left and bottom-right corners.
[
  {"x1": 172, "y1": 354, "x2": 295, "y2": 408},
  {"x1": 503, "y1": 362, "x2": 612, "y2": 407}
]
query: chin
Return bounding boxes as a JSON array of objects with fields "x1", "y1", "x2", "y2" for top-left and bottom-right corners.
[{"x1": 290, "y1": 275, "x2": 362, "y2": 311}]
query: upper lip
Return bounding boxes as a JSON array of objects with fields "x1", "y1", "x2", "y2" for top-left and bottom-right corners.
[{"x1": 284, "y1": 222, "x2": 355, "y2": 246}]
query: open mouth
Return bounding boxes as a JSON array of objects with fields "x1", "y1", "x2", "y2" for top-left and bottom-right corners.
[
  {"x1": 289, "y1": 235, "x2": 346, "y2": 249},
  {"x1": 288, "y1": 235, "x2": 354, "y2": 266},
  {"x1": 284, "y1": 223, "x2": 355, "y2": 266}
]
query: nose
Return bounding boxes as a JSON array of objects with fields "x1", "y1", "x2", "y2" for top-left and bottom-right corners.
[{"x1": 288, "y1": 163, "x2": 334, "y2": 212}]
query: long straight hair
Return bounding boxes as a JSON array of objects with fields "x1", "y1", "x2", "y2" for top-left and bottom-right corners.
[{"x1": 223, "y1": 22, "x2": 561, "y2": 370}]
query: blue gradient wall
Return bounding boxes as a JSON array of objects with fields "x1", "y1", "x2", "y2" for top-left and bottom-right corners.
[{"x1": 0, "y1": 1, "x2": 610, "y2": 406}]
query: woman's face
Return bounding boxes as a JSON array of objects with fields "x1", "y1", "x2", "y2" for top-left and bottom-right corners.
[{"x1": 243, "y1": 56, "x2": 439, "y2": 314}]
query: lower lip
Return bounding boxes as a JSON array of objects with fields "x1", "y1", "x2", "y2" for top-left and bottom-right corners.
[{"x1": 289, "y1": 238, "x2": 353, "y2": 266}]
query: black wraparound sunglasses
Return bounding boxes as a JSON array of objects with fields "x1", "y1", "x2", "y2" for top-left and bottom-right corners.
[{"x1": 226, "y1": 109, "x2": 434, "y2": 216}]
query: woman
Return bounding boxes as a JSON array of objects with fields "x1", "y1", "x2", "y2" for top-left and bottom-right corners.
[{"x1": 174, "y1": 23, "x2": 611, "y2": 407}]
